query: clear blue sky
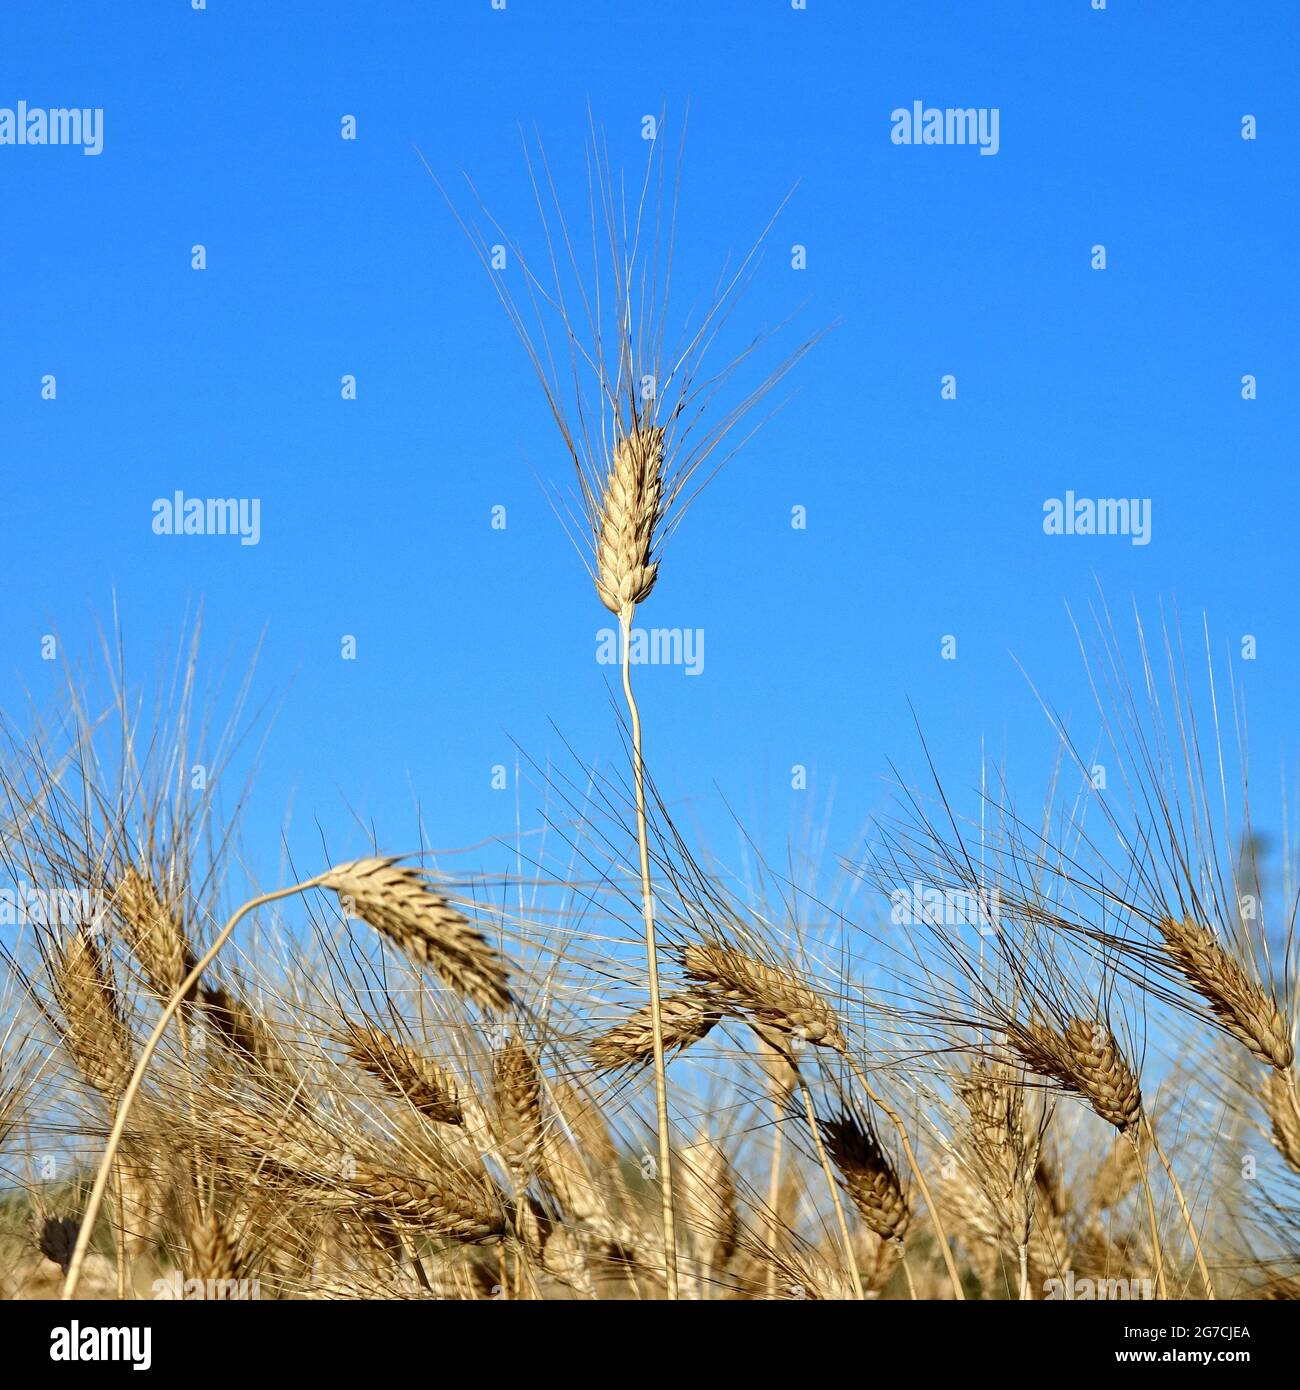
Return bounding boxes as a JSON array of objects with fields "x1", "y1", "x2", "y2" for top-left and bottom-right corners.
[{"x1": 3, "y1": 1, "x2": 1298, "y2": 896}]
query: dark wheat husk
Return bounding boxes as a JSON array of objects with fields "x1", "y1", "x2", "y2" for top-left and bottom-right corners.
[{"x1": 820, "y1": 1111, "x2": 910, "y2": 1242}]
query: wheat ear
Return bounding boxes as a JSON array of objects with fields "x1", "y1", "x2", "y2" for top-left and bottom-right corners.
[
  {"x1": 843, "y1": 1056, "x2": 965, "y2": 1299},
  {"x1": 493, "y1": 1037, "x2": 544, "y2": 1176},
  {"x1": 186, "y1": 1208, "x2": 241, "y2": 1282},
  {"x1": 595, "y1": 428, "x2": 665, "y2": 616},
  {"x1": 678, "y1": 1134, "x2": 739, "y2": 1289},
  {"x1": 54, "y1": 929, "x2": 134, "y2": 1098},
  {"x1": 680, "y1": 942, "x2": 847, "y2": 1049},
  {"x1": 955, "y1": 1061, "x2": 1037, "y2": 1299},
  {"x1": 821, "y1": 1110, "x2": 910, "y2": 1244},
  {"x1": 1262, "y1": 1067, "x2": 1300, "y2": 1173},
  {"x1": 1007, "y1": 1018, "x2": 1143, "y2": 1134},
  {"x1": 1157, "y1": 916, "x2": 1293, "y2": 1069},
  {"x1": 217, "y1": 1105, "x2": 507, "y2": 1244},
  {"x1": 680, "y1": 944, "x2": 962, "y2": 1298},
  {"x1": 588, "y1": 988, "x2": 723, "y2": 1070},
  {"x1": 1006, "y1": 1018, "x2": 1168, "y2": 1297},
  {"x1": 343, "y1": 1020, "x2": 463, "y2": 1124},
  {"x1": 321, "y1": 857, "x2": 513, "y2": 1012},
  {"x1": 114, "y1": 865, "x2": 195, "y2": 1001},
  {"x1": 63, "y1": 871, "x2": 333, "y2": 1298}
]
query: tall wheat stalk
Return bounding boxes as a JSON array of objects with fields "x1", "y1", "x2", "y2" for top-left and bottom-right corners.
[
  {"x1": 619, "y1": 608, "x2": 679, "y2": 1298},
  {"x1": 431, "y1": 112, "x2": 819, "y2": 1297}
]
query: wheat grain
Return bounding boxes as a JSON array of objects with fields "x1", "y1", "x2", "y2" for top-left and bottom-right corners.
[{"x1": 678, "y1": 1134, "x2": 739, "y2": 1277}]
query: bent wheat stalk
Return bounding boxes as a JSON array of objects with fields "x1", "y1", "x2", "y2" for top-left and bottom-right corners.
[
  {"x1": 62, "y1": 873, "x2": 329, "y2": 1299},
  {"x1": 65, "y1": 856, "x2": 486, "y2": 1298}
]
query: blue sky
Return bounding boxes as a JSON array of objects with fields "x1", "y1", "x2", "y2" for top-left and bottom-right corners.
[{"x1": 2, "y1": 1, "x2": 1298, "y2": 902}]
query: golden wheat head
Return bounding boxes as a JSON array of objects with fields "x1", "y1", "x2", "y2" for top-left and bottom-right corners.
[
  {"x1": 53, "y1": 929, "x2": 133, "y2": 1098},
  {"x1": 594, "y1": 427, "x2": 665, "y2": 619},
  {"x1": 114, "y1": 864, "x2": 196, "y2": 1001},
  {"x1": 1009, "y1": 1018, "x2": 1142, "y2": 1135},
  {"x1": 1158, "y1": 915, "x2": 1293, "y2": 1070},
  {"x1": 343, "y1": 1021, "x2": 463, "y2": 1124},
  {"x1": 321, "y1": 858, "x2": 512, "y2": 1013},
  {"x1": 588, "y1": 987, "x2": 723, "y2": 1070},
  {"x1": 680, "y1": 941, "x2": 846, "y2": 1050}
]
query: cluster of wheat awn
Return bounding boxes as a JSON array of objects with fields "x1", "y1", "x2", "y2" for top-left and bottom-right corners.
[{"x1": 1, "y1": 120, "x2": 1297, "y2": 1301}]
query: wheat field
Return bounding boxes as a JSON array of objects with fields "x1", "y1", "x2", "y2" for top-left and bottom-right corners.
[{"x1": 2, "y1": 116, "x2": 1297, "y2": 1306}]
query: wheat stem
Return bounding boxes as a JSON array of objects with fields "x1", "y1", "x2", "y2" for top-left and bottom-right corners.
[
  {"x1": 62, "y1": 874, "x2": 326, "y2": 1299},
  {"x1": 1144, "y1": 1115, "x2": 1213, "y2": 1299},
  {"x1": 1134, "y1": 1134, "x2": 1170, "y2": 1300},
  {"x1": 766, "y1": 1096, "x2": 783, "y2": 1298},
  {"x1": 619, "y1": 612, "x2": 678, "y2": 1300}
]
